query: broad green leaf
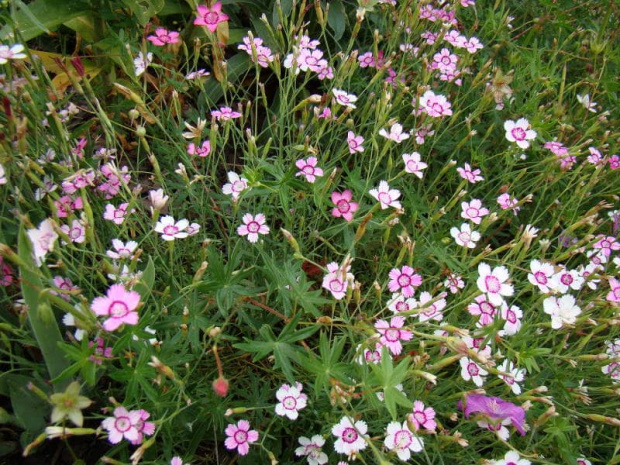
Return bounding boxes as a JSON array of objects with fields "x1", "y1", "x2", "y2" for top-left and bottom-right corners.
[
  {"x1": 327, "y1": 0, "x2": 346, "y2": 41},
  {"x1": 119, "y1": 0, "x2": 165, "y2": 26},
  {"x1": 18, "y1": 227, "x2": 70, "y2": 391},
  {"x1": 0, "y1": 0, "x2": 91, "y2": 42},
  {"x1": 133, "y1": 256, "x2": 156, "y2": 300},
  {"x1": 7, "y1": 376, "x2": 48, "y2": 435}
]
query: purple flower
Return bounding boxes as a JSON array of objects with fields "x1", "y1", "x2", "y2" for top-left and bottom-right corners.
[{"x1": 459, "y1": 394, "x2": 526, "y2": 436}]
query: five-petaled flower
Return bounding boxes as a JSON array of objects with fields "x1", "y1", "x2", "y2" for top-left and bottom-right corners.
[
  {"x1": 402, "y1": 152, "x2": 427, "y2": 178},
  {"x1": 224, "y1": 420, "x2": 258, "y2": 456},
  {"x1": 194, "y1": 2, "x2": 229, "y2": 32},
  {"x1": 222, "y1": 171, "x2": 249, "y2": 200},
  {"x1": 332, "y1": 416, "x2": 368, "y2": 458},
  {"x1": 476, "y1": 262, "x2": 514, "y2": 305},
  {"x1": 295, "y1": 157, "x2": 324, "y2": 183},
  {"x1": 388, "y1": 266, "x2": 422, "y2": 297},
  {"x1": 384, "y1": 421, "x2": 424, "y2": 460},
  {"x1": 504, "y1": 118, "x2": 537, "y2": 149},
  {"x1": 91, "y1": 283, "x2": 140, "y2": 331},
  {"x1": 347, "y1": 131, "x2": 365, "y2": 154},
  {"x1": 155, "y1": 215, "x2": 190, "y2": 241},
  {"x1": 237, "y1": 213, "x2": 270, "y2": 243},
  {"x1": 369, "y1": 181, "x2": 402, "y2": 210},
  {"x1": 374, "y1": 316, "x2": 413, "y2": 355},
  {"x1": 147, "y1": 28, "x2": 180, "y2": 46},
  {"x1": 332, "y1": 89, "x2": 357, "y2": 108},
  {"x1": 459, "y1": 394, "x2": 527, "y2": 436},
  {"x1": 275, "y1": 382, "x2": 307, "y2": 420},
  {"x1": 331, "y1": 190, "x2": 359, "y2": 222},
  {"x1": 409, "y1": 401, "x2": 437, "y2": 431},
  {"x1": 295, "y1": 435, "x2": 328, "y2": 465}
]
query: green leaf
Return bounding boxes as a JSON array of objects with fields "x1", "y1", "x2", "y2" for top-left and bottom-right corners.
[
  {"x1": 327, "y1": 0, "x2": 346, "y2": 41},
  {"x1": 119, "y1": 0, "x2": 165, "y2": 26},
  {"x1": 7, "y1": 376, "x2": 49, "y2": 435},
  {"x1": 18, "y1": 226, "x2": 70, "y2": 391},
  {"x1": 133, "y1": 256, "x2": 156, "y2": 301},
  {"x1": 1, "y1": 0, "x2": 92, "y2": 42}
]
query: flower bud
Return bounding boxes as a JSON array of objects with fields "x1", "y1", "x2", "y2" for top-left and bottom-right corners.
[{"x1": 212, "y1": 376, "x2": 229, "y2": 398}]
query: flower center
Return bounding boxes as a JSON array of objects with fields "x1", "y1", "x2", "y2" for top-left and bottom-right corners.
[
  {"x1": 506, "y1": 310, "x2": 516, "y2": 324},
  {"x1": 534, "y1": 271, "x2": 547, "y2": 284},
  {"x1": 485, "y1": 275, "x2": 501, "y2": 293},
  {"x1": 378, "y1": 192, "x2": 391, "y2": 204},
  {"x1": 205, "y1": 12, "x2": 219, "y2": 24},
  {"x1": 247, "y1": 221, "x2": 261, "y2": 233},
  {"x1": 163, "y1": 225, "x2": 178, "y2": 236},
  {"x1": 394, "y1": 430, "x2": 412, "y2": 449},
  {"x1": 115, "y1": 416, "x2": 131, "y2": 432},
  {"x1": 467, "y1": 362, "x2": 479, "y2": 376},
  {"x1": 397, "y1": 274, "x2": 411, "y2": 287},
  {"x1": 234, "y1": 430, "x2": 248, "y2": 444},
  {"x1": 511, "y1": 127, "x2": 526, "y2": 140},
  {"x1": 232, "y1": 180, "x2": 246, "y2": 192},
  {"x1": 109, "y1": 301, "x2": 129, "y2": 318},
  {"x1": 302, "y1": 165, "x2": 315, "y2": 175},
  {"x1": 329, "y1": 279, "x2": 344, "y2": 292},
  {"x1": 561, "y1": 274, "x2": 573, "y2": 285},
  {"x1": 283, "y1": 396, "x2": 297, "y2": 410},
  {"x1": 480, "y1": 302, "x2": 494, "y2": 315},
  {"x1": 385, "y1": 329, "x2": 400, "y2": 342},
  {"x1": 337, "y1": 199, "x2": 350, "y2": 213},
  {"x1": 466, "y1": 207, "x2": 479, "y2": 217},
  {"x1": 414, "y1": 412, "x2": 427, "y2": 424},
  {"x1": 342, "y1": 427, "x2": 358, "y2": 443}
]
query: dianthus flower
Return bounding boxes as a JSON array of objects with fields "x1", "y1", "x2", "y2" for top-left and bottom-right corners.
[
  {"x1": 543, "y1": 295, "x2": 581, "y2": 329},
  {"x1": 331, "y1": 190, "x2": 359, "y2": 222},
  {"x1": 295, "y1": 157, "x2": 323, "y2": 183},
  {"x1": 332, "y1": 417, "x2": 368, "y2": 458},
  {"x1": 155, "y1": 215, "x2": 190, "y2": 241},
  {"x1": 379, "y1": 123, "x2": 410, "y2": 142},
  {"x1": 418, "y1": 90, "x2": 452, "y2": 118},
  {"x1": 224, "y1": 420, "x2": 258, "y2": 456},
  {"x1": 275, "y1": 382, "x2": 307, "y2": 420},
  {"x1": 402, "y1": 152, "x2": 427, "y2": 178},
  {"x1": 194, "y1": 2, "x2": 229, "y2": 32},
  {"x1": 369, "y1": 181, "x2": 402, "y2": 210},
  {"x1": 504, "y1": 118, "x2": 537, "y2": 149},
  {"x1": 384, "y1": 421, "x2": 424, "y2": 460},
  {"x1": 295, "y1": 435, "x2": 328, "y2": 465},
  {"x1": 374, "y1": 316, "x2": 413, "y2": 355},
  {"x1": 91, "y1": 284, "x2": 140, "y2": 331},
  {"x1": 322, "y1": 262, "x2": 354, "y2": 300},
  {"x1": 347, "y1": 131, "x2": 365, "y2": 154},
  {"x1": 457, "y1": 163, "x2": 484, "y2": 183},
  {"x1": 409, "y1": 401, "x2": 436, "y2": 431},
  {"x1": 477, "y1": 262, "x2": 513, "y2": 305},
  {"x1": 211, "y1": 106, "x2": 241, "y2": 121},
  {"x1": 332, "y1": 89, "x2": 357, "y2": 108},
  {"x1": 222, "y1": 171, "x2": 249, "y2": 200},
  {"x1": 147, "y1": 28, "x2": 180, "y2": 45},
  {"x1": 388, "y1": 266, "x2": 422, "y2": 297},
  {"x1": 237, "y1": 213, "x2": 269, "y2": 243}
]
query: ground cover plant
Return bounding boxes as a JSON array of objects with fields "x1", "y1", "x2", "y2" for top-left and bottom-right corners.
[{"x1": 0, "y1": 0, "x2": 619, "y2": 463}]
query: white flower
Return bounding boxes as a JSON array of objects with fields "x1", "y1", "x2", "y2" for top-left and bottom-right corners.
[
  {"x1": 379, "y1": 123, "x2": 410, "y2": 143},
  {"x1": 504, "y1": 118, "x2": 537, "y2": 149},
  {"x1": 275, "y1": 382, "x2": 307, "y2": 420},
  {"x1": 0, "y1": 164, "x2": 6, "y2": 184},
  {"x1": 576, "y1": 94, "x2": 597, "y2": 113},
  {"x1": 543, "y1": 294, "x2": 581, "y2": 329},
  {"x1": 497, "y1": 359, "x2": 526, "y2": 395},
  {"x1": 222, "y1": 171, "x2": 249, "y2": 200},
  {"x1": 0, "y1": 44, "x2": 27, "y2": 64},
  {"x1": 369, "y1": 180, "x2": 402, "y2": 210},
  {"x1": 450, "y1": 223, "x2": 480, "y2": 248},
  {"x1": 154, "y1": 215, "x2": 189, "y2": 241},
  {"x1": 332, "y1": 416, "x2": 368, "y2": 458},
  {"x1": 27, "y1": 219, "x2": 59, "y2": 267},
  {"x1": 295, "y1": 435, "x2": 328, "y2": 465},
  {"x1": 384, "y1": 421, "x2": 424, "y2": 461},
  {"x1": 332, "y1": 89, "x2": 357, "y2": 108},
  {"x1": 134, "y1": 52, "x2": 153, "y2": 76},
  {"x1": 476, "y1": 262, "x2": 513, "y2": 306}
]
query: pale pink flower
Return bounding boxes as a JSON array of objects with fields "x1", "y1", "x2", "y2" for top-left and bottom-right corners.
[
  {"x1": 550, "y1": 267, "x2": 584, "y2": 294},
  {"x1": 295, "y1": 157, "x2": 323, "y2": 183},
  {"x1": 431, "y1": 48, "x2": 458, "y2": 73},
  {"x1": 131, "y1": 409, "x2": 155, "y2": 445},
  {"x1": 461, "y1": 199, "x2": 489, "y2": 224},
  {"x1": 587, "y1": 147, "x2": 604, "y2": 165},
  {"x1": 186, "y1": 223, "x2": 200, "y2": 236},
  {"x1": 332, "y1": 89, "x2": 357, "y2": 108},
  {"x1": 103, "y1": 203, "x2": 132, "y2": 225},
  {"x1": 388, "y1": 266, "x2": 422, "y2": 297},
  {"x1": 187, "y1": 140, "x2": 211, "y2": 157},
  {"x1": 358, "y1": 344, "x2": 383, "y2": 365},
  {"x1": 527, "y1": 259, "x2": 555, "y2": 294},
  {"x1": 222, "y1": 171, "x2": 249, "y2": 200},
  {"x1": 491, "y1": 450, "x2": 531, "y2": 465},
  {"x1": 237, "y1": 213, "x2": 269, "y2": 243},
  {"x1": 418, "y1": 90, "x2": 452, "y2": 118},
  {"x1": 414, "y1": 124, "x2": 434, "y2": 145},
  {"x1": 51, "y1": 276, "x2": 79, "y2": 301},
  {"x1": 450, "y1": 223, "x2": 480, "y2": 248},
  {"x1": 593, "y1": 235, "x2": 620, "y2": 257},
  {"x1": 457, "y1": 163, "x2": 484, "y2": 183},
  {"x1": 102, "y1": 407, "x2": 142, "y2": 444},
  {"x1": 295, "y1": 435, "x2": 328, "y2": 465},
  {"x1": 224, "y1": 420, "x2": 258, "y2": 456},
  {"x1": 185, "y1": 69, "x2": 210, "y2": 79},
  {"x1": 576, "y1": 458, "x2": 592, "y2": 465},
  {"x1": 170, "y1": 458, "x2": 184, "y2": 465},
  {"x1": 148, "y1": 188, "x2": 169, "y2": 213},
  {"x1": 543, "y1": 295, "x2": 581, "y2": 329},
  {"x1": 504, "y1": 118, "x2": 537, "y2": 149},
  {"x1": 147, "y1": 28, "x2": 180, "y2": 46},
  {"x1": 409, "y1": 401, "x2": 436, "y2": 431},
  {"x1": 387, "y1": 293, "x2": 416, "y2": 314},
  {"x1": 27, "y1": 218, "x2": 59, "y2": 267},
  {"x1": 477, "y1": 263, "x2": 513, "y2": 306},
  {"x1": 322, "y1": 262, "x2": 354, "y2": 300},
  {"x1": 98, "y1": 163, "x2": 130, "y2": 199},
  {"x1": 576, "y1": 94, "x2": 597, "y2": 113},
  {"x1": 347, "y1": 131, "x2": 364, "y2": 154},
  {"x1": 358, "y1": 51, "x2": 375, "y2": 68},
  {"x1": 460, "y1": 357, "x2": 488, "y2": 386},
  {"x1": 416, "y1": 291, "x2": 447, "y2": 323},
  {"x1": 211, "y1": 106, "x2": 241, "y2": 121},
  {"x1": 331, "y1": 190, "x2": 359, "y2": 222},
  {"x1": 384, "y1": 421, "x2": 424, "y2": 460},
  {"x1": 275, "y1": 382, "x2": 307, "y2": 420},
  {"x1": 499, "y1": 304, "x2": 523, "y2": 336},
  {"x1": 497, "y1": 193, "x2": 520, "y2": 215},
  {"x1": 60, "y1": 219, "x2": 86, "y2": 244},
  {"x1": 402, "y1": 152, "x2": 427, "y2": 178},
  {"x1": 91, "y1": 284, "x2": 140, "y2": 331},
  {"x1": 468, "y1": 294, "x2": 501, "y2": 326},
  {"x1": 497, "y1": 360, "x2": 526, "y2": 395},
  {"x1": 332, "y1": 417, "x2": 368, "y2": 458},
  {"x1": 155, "y1": 215, "x2": 190, "y2": 241},
  {"x1": 544, "y1": 141, "x2": 568, "y2": 156},
  {"x1": 369, "y1": 180, "x2": 402, "y2": 210},
  {"x1": 379, "y1": 122, "x2": 410, "y2": 143},
  {"x1": 464, "y1": 37, "x2": 483, "y2": 53},
  {"x1": 607, "y1": 278, "x2": 620, "y2": 303},
  {"x1": 194, "y1": 2, "x2": 229, "y2": 32},
  {"x1": 133, "y1": 51, "x2": 152, "y2": 76},
  {"x1": 238, "y1": 36, "x2": 274, "y2": 68},
  {"x1": 444, "y1": 273, "x2": 465, "y2": 293},
  {"x1": 375, "y1": 316, "x2": 412, "y2": 355}
]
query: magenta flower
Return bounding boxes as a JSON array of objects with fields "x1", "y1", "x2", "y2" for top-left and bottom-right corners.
[
  {"x1": 375, "y1": 316, "x2": 413, "y2": 355},
  {"x1": 593, "y1": 235, "x2": 620, "y2": 257},
  {"x1": 224, "y1": 420, "x2": 258, "y2": 456},
  {"x1": 194, "y1": 2, "x2": 229, "y2": 32},
  {"x1": 147, "y1": 28, "x2": 180, "y2": 46},
  {"x1": 91, "y1": 284, "x2": 140, "y2": 331},
  {"x1": 237, "y1": 213, "x2": 270, "y2": 243},
  {"x1": 60, "y1": 219, "x2": 86, "y2": 244},
  {"x1": 607, "y1": 278, "x2": 620, "y2": 303},
  {"x1": 388, "y1": 266, "x2": 422, "y2": 297},
  {"x1": 347, "y1": 131, "x2": 365, "y2": 154},
  {"x1": 331, "y1": 190, "x2": 359, "y2": 222},
  {"x1": 410, "y1": 401, "x2": 436, "y2": 431},
  {"x1": 459, "y1": 394, "x2": 527, "y2": 436},
  {"x1": 187, "y1": 140, "x2": 211, "y2": 157},
  {"x1": 211, "y1": 106, "x2": 241, "y2": 121},
  {"x1": 295, "y1": 157, "x2": 324, "y2": 183}
]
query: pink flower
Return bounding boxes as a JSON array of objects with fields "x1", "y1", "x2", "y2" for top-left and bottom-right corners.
[
  {"x1": 464, "y1": 37, "x2": 483, "y2": 53},
  {"x1": 238, "y1": 36, "x2": 274, "y2": 68},
  {"x1": 499, "y1": 304, "x2": 523, "y2": 336},
  {"x1": 27, "y1": 218, "x2": 59, "y2": 267},
  {"x1": 461, "y1": 199, "x2": 489, "y2": 224},
  {"x1": 608, "y1": 154, "x2": 620, "y2": 170},
  {"x1": 527, "y1": 259, "x2": 555, "y2": 294},
  {"x1": 347, "y1": 131, "x2": 364, "y2": 154},
  {"x1": 194, "y1": 2, "x2": 229, "y2": 32},
  {"x1": 211, "y1": 106, "x2": 241, "y2": 121},
  {"x1": 155, "y1": 215, "x2": 190, "y2": 241},
  {"x1": 60, "y1": 219, "x2": 86, "y2": 244},
  {"x1": 497, "y1": 193, "x2": 520, "y2": 215},
  {"x1": 414, "y1": 124, "x2": 434, "y2": 145},
  {"x1": 476, "y1": 262, "x2": 513, "y2": 306},
  {"x1": 460, "y1": 358, "x2": 488, "y2": 386},
  {"x1": 384, "y1": 421, "x2": 424, "y2": 460},
  {"x1": 51, "y1": 276, "x2": 79, "y2": 301},
  {"x1": 102, "y1": 407, "x2": 142, "y2": 444},
  {"x1": 332, "y1": 417, "x2": 368, "y2": 458},
  {"x1": 387, "y1": 293, "x2": 416, "y2": 314},
  {"x1": 388, "y1": 266, "x2": 422, "y2": 297},
  {"x1": 331, "y1": 190, "x2": 359, "y2": 222},
  {"x1": 358, "y1": 51, "x2": 375, "y2": 68},
  {"x1": 106, "y1": 239, "x2": 139, "y2": 260},
  {"x1": 431, "y1": 48, "x2": 458, "y2": 73},
  {"x1": 237, "y1": 213, "x2": 270, "y2": 243},
  {"x1": 450, "y1": 223, "x2": 480, "y2": 248},
  {"x1": 410, "y1": 401, "x2": 436, "y2": 431},
  {"x1": 222, "y1": 171, "x2": 249, "y2": 200},
  {"x1": 467, "y1": 294, "x2": 501, "y2": 326},
  {"x1": 295, "y1": 157, "x2": 324, "y2": 183},
  {"x1": 607, "y1": 278, "x2": 620, "y2": 304},
  {"x1": 379, "y1": 123, "x2": 410, "y2": 143},
  {"x1": 504, "y1": 118, "x2": 537, "y2": 149},
  {"x1": 416, "y1": 291, "x2": 447, "y2": 323},
  {"x1": 322, "y1": 262, "x2": 354, "y2": 300},
  {"x1": 369, "y1": 180, "x2": 402, "y2": 210},
  {"x1": 457, "y1": 163, "x2": 484, "y2": 183},
  {"x1": 91, "y1": 284, "x2": 140, "y2": 331},
  {"x1": 187, "y1": 140, "x2": 211, "y2": 157},
  {"x1": 131, "y1": 409, "x2": 156, "y2": 445},
  {"x1": 147, "y1": 28, "x2": 180, "y2": 46},
  {"x1": 275, "y1": 382, "x2": 307, "y2": 420},
  {"x1": 443, "y1": 273, "x2": 465, "y2": 294},
  {"x1": 224, "y1": 420, "x2": 258, "y2": 456},
  {"x1": 593, "y1": 235, "x2": 620, "y2": 256},
  {"x1": 332, "y1": 89, "x2": 357, "y2": 108},
  {"x1": 375, "y1": 316, "x2": 412, "y2": 355},
  {"x1": 418, "y1": 90, "x2": 452, "y2": 118},
  {"x1": 103, "y1": 203, "x2": 132, "y2": 225},
  {"x1": 402, "y1": 152, "x2": 427, "y2": 178}
]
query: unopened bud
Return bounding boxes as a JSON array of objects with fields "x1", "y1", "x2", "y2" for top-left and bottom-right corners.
[
  {"x1": 225, "y1": 407, "x2": 249, "y2": 416},
  {"x1": 212, "y1": 376, "x2": 229, "y2": 398}
]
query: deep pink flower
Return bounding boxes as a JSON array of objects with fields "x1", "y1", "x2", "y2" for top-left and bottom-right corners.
[
  {"x1": 295, "y1": 157, "x2": 323, "y2": 183},
  {"x1": 374, "y1": 316, "x2": 413, "y2": 355},
  {"x1": 187, "y1": 140, "x2": 211, "y2": 157},
  {"x1": 194, "y1": 2, "x2": 229, "y2": 32},
  {"x1": 458, "y1": 394, "x2": 526, "y2": 436},
  {"x1": 331, "y1": 190, "x2": 359, "y2": 222},
  {"x1": 388, "y1": 266, "x2": 422, "y2": 297},
  {"x1": 224, "y1": 420, "x2": 258, "y2": 456},
  {"x1": 91, "y1": 284, "x2": 140, "y2": 331},
  {"x1": 147, "y1": 28, "x2": 180, "y2": 46},
  {"x1": 410, "y1": 401, "x2": 436, "y2": 431}
]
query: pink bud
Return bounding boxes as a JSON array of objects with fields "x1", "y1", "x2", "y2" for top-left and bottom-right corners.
[{"x1": 212, "y1": 376, "x2": 229, "y2": 397}]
